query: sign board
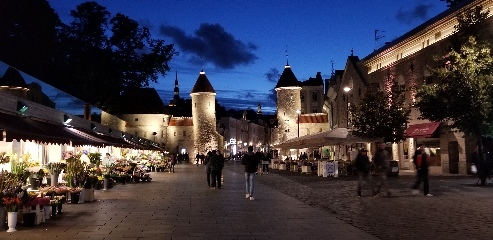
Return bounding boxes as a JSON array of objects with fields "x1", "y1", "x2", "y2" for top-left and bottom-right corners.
[{"x1": 229, "y1": 138, "x2": 236, "y2": 144}]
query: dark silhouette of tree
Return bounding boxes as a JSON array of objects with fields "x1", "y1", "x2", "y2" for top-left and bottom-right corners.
[
  {"x1": 56, "y1": 1, "x2": 176, "y2": 111},
  {"x1": 349, "y1": 82, "x2": 410, "y2": 143},
  {"x1": 0, "y1": 0, "x2": 60, "y2": 80},
  {"x1": 440, "y1": 0, "x2": 465, "y2": 8}
]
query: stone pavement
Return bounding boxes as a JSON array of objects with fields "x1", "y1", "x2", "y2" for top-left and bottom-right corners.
[
  {"x1": 248, "y1": 164, "x2": 493, "y2": 240},
  {"x1": 1, "y1": 162, "x2": 378, "y2": 240}
]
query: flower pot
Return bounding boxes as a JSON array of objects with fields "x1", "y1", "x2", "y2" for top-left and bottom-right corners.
[
  {"x1": 44, "y1": 205, "x2": 51, "y2": 220},
  {"x1": 50, "y1": 174, "x2": 59, "y2": 186},
  {"x1": 78, "y1": 190, "x2": 85, "y2": 204},
  {"x1": 70, "y1": 193, "x2": 80, "y2": 204},
  {"x1": 22, "y1": 212, "x2": 36, "y2": 227},
  {"x1": 103, "y1": 178, "x2": 110, "y2": 191},
  {"x1": 7, "y1": 212, "x2": 17, "y2": 232},
  {"x1": 0, "y1": 207, "x2": 5, "y2": 230},
  {"x1": 29, "y1": 178, "x2": 41, "y2": 190}
]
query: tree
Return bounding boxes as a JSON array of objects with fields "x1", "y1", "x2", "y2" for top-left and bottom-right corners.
[
  {"x1": 349, "y1": 82, "x2": 411, "y2": 143},
  {"x1": 55, "y1": 1, "x2": 176, "y2": 111},
  {"x1": 440, "y1": 0, "x2": 465, "y2": 8},
  {"x1": 0, "y1": 0, "x2": 60, "y2": 79},
  {"x1": 415, "y1": 6, "x2": 492, "y2": 183}
]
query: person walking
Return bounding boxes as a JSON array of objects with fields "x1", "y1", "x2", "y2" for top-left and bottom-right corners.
[
  {"x1": 372, "y1": 142, "x2": 390, "y2": 197},
  {"x1": 209, "y1": 150, "x2": 224, "y2": 189},
  {"x1": 261, "y1": 152, "x2": 270, "y2": 175},
  {"x1": 354, "y1": 148, "x2": 371, "y2": 197},
  {"x1": 242, "y1": 146, "x2": 260, "y2": 200},
  {"x1": 412, "y1": 144, "x2": 432, "y2": 196},
  {"x1": 204, "y1": 151, "x2": 212, "y2": 187},
  {"x1": 169, "y1": 153, "x2": 176, "y2": 173},
  {"x1": 472, "y1": 145, "x2": 490, "y2": 186}
]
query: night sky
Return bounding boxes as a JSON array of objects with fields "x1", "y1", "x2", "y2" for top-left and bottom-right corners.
[{"x1": 45, "y1": 0, "x2": 448, "y2": 114}]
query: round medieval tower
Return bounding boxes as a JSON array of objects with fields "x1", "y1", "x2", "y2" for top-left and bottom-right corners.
[
  {"x1": 191, "y1": 70, "x2": 218, "y2": 156},
  {"x1": 275, "y1": 64, "x2": 301, "y2": 142}
]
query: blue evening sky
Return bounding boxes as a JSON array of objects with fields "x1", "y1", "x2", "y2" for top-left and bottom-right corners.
[{"x1": 48, "y1": 0, "x2": 448, "y2": 114}]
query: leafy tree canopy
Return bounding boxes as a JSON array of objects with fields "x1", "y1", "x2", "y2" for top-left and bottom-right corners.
[
  {"x1": 55, "y1": 1, "x2": 177, "y2": 111},
  {"x1": 416, "y1": 5, "x2": 493, "y2": 139},
  {"x1": 349, "y1": 82, "x2": 410, "y2": 143}
]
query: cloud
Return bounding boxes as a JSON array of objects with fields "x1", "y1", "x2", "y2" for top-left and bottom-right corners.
[
  {"x1": 265, "y1": 68, "x2": 280, "y2": 83},
  {"x1": 396, "y1": 4, "x2": 434, "y2": 24},
  {"x1": 159, "y1": 23, "x2": 258, "y2": 69},
  {"x1": 267, "y1": 89, "x2": 277, "y2": 103}
]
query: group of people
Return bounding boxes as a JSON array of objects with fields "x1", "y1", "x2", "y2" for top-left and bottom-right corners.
[
  {"x1": 204, "y1": 150, "x2": 225, "y2": 189},
  {"x1": 354, "y1": 143, "x2": 432, "y2": 197}
]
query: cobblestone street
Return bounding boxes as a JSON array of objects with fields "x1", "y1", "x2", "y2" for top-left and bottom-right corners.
[
  {"x1": 245, "y1": 162, "x2": 493, "y2": 240},
  {"x1": 1, "y1": 161, "x2": 492, "y2": 240}
]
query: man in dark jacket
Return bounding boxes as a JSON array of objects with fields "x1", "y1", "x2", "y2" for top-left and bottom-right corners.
[
  {"x1": 209, "y1": 150, "x2": 224, "y2": 189},
  {"x1": 372, "y1": 142, "x2": 390, "y2": 197},
  {"x1": 242, "y1": 146, "x2": 259, "y2": 200},
  {"x1": 355, "y1": 148, "x2": 370, "y2": 197},
  {"x1": 412, "y1": 144, "x2": 432, "y2": 196}
]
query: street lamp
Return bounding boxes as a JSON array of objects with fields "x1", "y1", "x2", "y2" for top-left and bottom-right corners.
[
  {"x1": 343, "y1": 87, "x2": 351, "y2": 128},
  {"x1": 296, "y1": 109, "x2": 301, "y2": 138}
]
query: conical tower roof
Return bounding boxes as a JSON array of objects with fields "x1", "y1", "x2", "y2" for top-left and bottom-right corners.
[
  {"x1": 275, "y1": 65, "x2": 299, "y2": 88},
  {"x1": 190, "y1": 70, "x2": 215, "y2": 94},
  {"x1": 0, "y1": 67, "x2": 28, "y2": 89}
]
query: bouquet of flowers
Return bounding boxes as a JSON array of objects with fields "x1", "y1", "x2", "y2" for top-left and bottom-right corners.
[
  {"x1": 47, "y1": 162, "x2": 66, "y2": 175},
  {"x1": 0, "y1": 152, "x2": 10, "y2": 164},
  {"x1": 3, "y1": 196, "x2": 22, "y2": 212}
]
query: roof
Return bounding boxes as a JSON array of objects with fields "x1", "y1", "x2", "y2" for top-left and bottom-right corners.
[
  {"x1": 0, "y1": 67, "x2": 28, "y2": 89},
  {"x1": 168, "y1": 117, "x2": 193, "y2": 126},
  {"x1": 275, "y1": 65, "x2": 299, "y2": 88},
  {"x1": 362, "y1": 0, "x2": 472, "y2": 61},
  {"x1": 114, "y1": 88, "x2": 168, "y2": 114},
  {"x1": 299, "y1": 114, "x2": 328, "y2": 124},
  {"x1": 300, "y1": 72, "x2": 323, "y2": 87},
  {"x1": 191, "y1": 71, "x2": 215, "y2": 94}
]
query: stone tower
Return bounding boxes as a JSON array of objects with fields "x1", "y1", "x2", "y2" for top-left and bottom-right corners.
[
  {"x1": 275, "y1": 64, "x2": 301, "y2": 142},
  {"x1": 191, "y1": 70, "x2": 218, "y2": 156}
]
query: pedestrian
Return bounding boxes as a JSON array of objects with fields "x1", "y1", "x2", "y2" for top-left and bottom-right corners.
[
  {"x1": 472, "y1": 145, "x2": 490, "y2": 186},
  {"x1": 216, "y1": 150, "x2": 225, "y2": 186},
  {"x1": 209, "y1": 150, "x2": 224, "y2": 189},
  {"x1": 256, "y1": 149, "x2": 263, "y2": 174},
  {"x1": 204, "y1": 151, "x2": 212, "y2": 187},
  {"x1": 412, "y1": 144, "x2": 432, "y2": 196},
  {"x1": 169, "y1": 153, "x2": 176, "y2": 173},
  {"x1": 261, "y1": 152, "x2": 270, "y2": 175},
  {"x1": 242, "y1": 146, "x2": 260, "y2": 200},
  {"x1": 354, "y1": 148, "x2": 371, "y2": 197},
  {"x1": 372, "y1": 142, "x2": 391, "y2": 197}
]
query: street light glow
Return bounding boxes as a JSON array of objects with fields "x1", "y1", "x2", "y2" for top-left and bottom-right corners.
[{"x1": 343, "y1": 86, "x2": 351, "y2": 92}]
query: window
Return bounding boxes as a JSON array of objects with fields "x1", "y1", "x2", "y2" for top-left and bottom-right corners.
[
  {"x1": 194, "y1": 103, "x2": 196, "y2": 108},
  {"x1": 300, "y1": 92, "x2": 304, "y2": 101},
  {"x1": 312, "y1": 91, "x2": 317, "y2": 101},
  {"x1": 163, "y1": 118, "x2": 166, "y2": 122},
  {"x1": 174, "y1": 131, "x2": 176, "y2": 136},
  {"x1": 312, "y1": 108, "x2": 318, "y2": 113},
  {"x1": 183, "y1": 131, "x2": 186, "y2": 137},
  {"x1": 134, "y1": 118, "x2": 138, "y2": 121}
]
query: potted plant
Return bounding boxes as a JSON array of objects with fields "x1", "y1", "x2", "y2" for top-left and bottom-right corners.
[
  {"x1": 2, "y1": 178, "x2": 25, "y2": 232},
  {"x1": 47, "y1": 162, "x2": 66, "y2": 186}
]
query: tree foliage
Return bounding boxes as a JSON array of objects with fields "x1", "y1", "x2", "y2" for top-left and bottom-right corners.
[
  {"x1": 55, "y1": 1, "x2": 177, "y2": 111},
  {"x1": 415, "y1": 5, "x2": 493, "y2": 139},
  {"x1": 0, "y1": 1, "x2": 177, "y2": 112},
  {"x1": 415, "y1": 36, "x2": 493, "y2": 138},
  {"x1": 349, "y1": 82, "x2": 411, "y2": 143},
  {"x1": 0, "y1": 0, "x2": 60, "y2": 80},
  {"x1": 440, "y1": 0, "x2": 465, "y2": 8}
]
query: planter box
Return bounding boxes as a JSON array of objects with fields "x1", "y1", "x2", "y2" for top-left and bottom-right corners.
[
  {"x1": 83, "y1": 188, "x2": 95, "y2": 202},
  {"x1": 272, "y1": 163, "x2": 279, "y2": 170},
  {"x1": 302, "y1": 166, "x2": 312, "y2": 174},
  {"x1": 279, "y1": 164, "x2": 287, "y2": 170}
]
